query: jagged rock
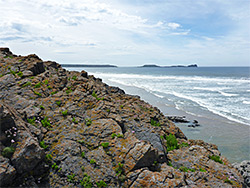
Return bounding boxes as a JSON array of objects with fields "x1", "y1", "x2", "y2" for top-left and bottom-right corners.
[
  {"x1": 0, "y1": 48, "x2": 245, "y2": 187},
  {"x1": 233, "y1": 161, "x2": 250, "y2": 187}
]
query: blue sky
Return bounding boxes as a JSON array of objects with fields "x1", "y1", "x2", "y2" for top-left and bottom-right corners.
[{"x1": 0, "y1": 0, "x2": 249, "y2": 66}]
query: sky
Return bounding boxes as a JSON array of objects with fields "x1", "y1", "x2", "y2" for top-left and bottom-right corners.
[{"x1": 0, "y1": 0, "x2": 249, "y2": 66}]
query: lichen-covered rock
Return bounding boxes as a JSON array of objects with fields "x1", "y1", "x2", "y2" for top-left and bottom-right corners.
[
  {"x1": 233, "y1": 160, "x2": 250, "y2": 187},
  {"x1": 0, "y1": 48, "x2": 245, "y2": 187}
]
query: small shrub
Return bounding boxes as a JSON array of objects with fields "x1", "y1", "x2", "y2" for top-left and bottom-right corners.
[
  {"x1": 81, "y1": 151, "x2": 85, "y2": 158},
  {"x1": 22, "y1": 81, "x2": 31, "y2": 87},
  {"x1": 30, "y1": 76, "x2": 34, "y2": 79},
  {"x1": 45, "y1": 154, "x2": 52, "y2": 161},
  {"x1": 9, "y1": 69, "x2": 16, "y2": 77},
  {"x1": 61, "y1": 110, "x2": 68, "y2": 116},
  {"x1": 82, "y1": 167, "x2": 85, "y2": 172},
  {"x1": 80, "y1": 173, "x2": 92, "y2": 187},
  {"x1": 17, "y1": 71, "x2": 23, "y2": 77},
  {"x1": 72, "y1": 75, "x2": 77, "y2": 80},
  {"x1": 39, "y1": 140, "x2": 48, "y2": 149},
  {"x1": 27, "y1": 117, "x2": 36, "y2": 126},
  {"x1": 150, "y1": 119, "x2": 161, "y2": 127},
  {"x1": 101, "y1": 142, "x2": 109, "y2": 148},
  {"x1": 115, "y1": 162, "x2": 124, "y2": 176},
  {"x1": 67, "y1": 174, "x2": 75, "y2": 183},
  {"x1": 92, "y1": 91, "x2": 104, "y2": 100},
  {"x1": 117, "y1": 133, "x2": 124, "y2": 138},
  {"x1": 4, "y1": 55, "x2": 13, "y2": 59},
  {"x1": 52, "y1": 162, "x2": 59, "y2": 170},
  {"x1": 96, "y1": 180, "x2": 107, "y2": 187},
  {"x1": 56, "y1": 101, "x2": 61, "y2": 106},
  {"x1": 199, "y1": 168, "x2": 206, "y2": 172},
  {"x1": 209, "y1": 155, "x2": 223, "y2": 164},
  {"x1": 34, "y1": 82, "x2": 41, "y2": 88},
  {"x1": 50, "y1": 91, "x2": 57, "y2": 95},
  {"x1": 2, "y1": 147, "x2": 15, "y2": 158},
  {"x1": 167, "y1": 161, "x2": 172, "y2": 166},
  {"x1": 0, "y1": 74, "x2": 3, "y2": 77},
  {"x1": 72, "y1": 117, "x2": 78, "y2": 123},
  {"x1": 111, "y1": 133, "x2": 117, "y2": 139},
  {"x1": 47, "y1": 85, "x2": 52, "y2": 89},
  {"x1": 85, "y1": 118, "x2": 92, "y2": 126},
  {"x1": 179, "y1": 166, "x2": 189, "y2": 172},
  {"x1": 43, "y1": 80, "x2": 48, "y2": 85},
  {"x1": 90, "y1": 159, "x2": 96, "y2": 164},
  {"x1": 40, "y1": 105, "x2": 45, "y2": 110},
  {"x1": 66, "y1": 88, "x2": 72, "y2": 94},
  {"x1": 41, "y1": 117, "x2": 51, "y2": 128},
  {"x1": 165, "y1": 134, "x2": 179, "y2": 152},
  {"x1": 33, "y1": 90, "x2": 42, "y2": 96}
]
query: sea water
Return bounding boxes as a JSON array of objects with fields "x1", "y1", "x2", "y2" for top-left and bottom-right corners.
[{"x1": 65, "y1": 66, "x2": 250, "y2": 162}]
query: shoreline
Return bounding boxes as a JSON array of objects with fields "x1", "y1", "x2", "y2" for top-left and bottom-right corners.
[{"x1": 96, "y1": 78, "x2": 250, "y2": 163}]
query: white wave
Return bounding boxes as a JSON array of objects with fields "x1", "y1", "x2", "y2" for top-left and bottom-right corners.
[
  {"x1": 152, "y1": 93, "x2": 164, "y2": 98},
  {"x1": 171, "y1": 91, "x2": 250, "y2": 126},
  {"x1": 243, "y1": 101, "x2": 250, "y2": 104},
  {"x1": 219, "y1": 91, "x2": 238, "y2": 97},
  {"x1": 247, "y1": 90, "x2": 250, "y2": 92},
  {"x1": 89, "y1": 72, "x2": 250, "y2": 84},
  {"x1": 193, "y1": 87, "x2": 227, "y2": 92}
]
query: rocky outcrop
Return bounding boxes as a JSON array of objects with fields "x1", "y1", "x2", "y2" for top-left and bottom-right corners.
[
  {"x1": 233, "y1": 161, "x2": 250, "y2": 187},
  {"x1": 0, "y1": 48, "x2": 245, "y2": 187}
]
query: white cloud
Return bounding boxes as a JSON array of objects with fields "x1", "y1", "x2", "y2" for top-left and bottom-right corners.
[{"x1": 167, "y1": 22, "x2": 181, "y2": 30}]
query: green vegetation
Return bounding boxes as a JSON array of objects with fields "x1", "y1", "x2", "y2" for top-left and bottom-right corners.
[
  {"x1": 179, "y1": 142, "x2": 189, "y2": 148},
  {"x1": 43, "y1": 80, "x2": 49, "y2": 85},
  {"x1": 72, "y1": 75, "x2": 77, "y2": 80},
  {"x1": 165, "y1": 134, "x2": 179, "y2": 152},
  {"x1": 47, "y1": 85, "x2": 52, "y2": 89},
  {"x1": 2, "y1": 147, "x2": 15, "y2": 158},
  {"x1": 72, "y1": 117, "x2": 78, "y2": 124},
  {"x1": 39, "y1": 140, "x2": 48, "y2": 149},
  {"x1": 81, "y1": 167, "x2": 85, "y2": 172},
  {"x1": 52, "y1": 162, "x2": 59, "y2": 170},
  {"x1": 50, "y1": 91, "x2": 57, "y2": 95},
  {"x1": 92, "y1": 91, "x2": 104, "y2": 101},
  {"x1": 41, "y1": 117, "x2": 51, "y2": 128},
  {"x1": 167, "y1": 161, "x2": 172, "y2": 166},
  {"x1": 115, "y1": 162, "x2": 125, "y2": 182},
  {"x1": 8, "y1": 68, "x2": 16, "y2": 77},
  {"x1": 67, "y1": 174, "x2": 75, "y2": 183},
  {"x1": 34, "y1": 82, "x2": 41, "y2": 88},
  {"x1": 224, "y1": 178, "x2": 233, "y2": 185},
  {"x1": 81, "y1": 152, "x2": 85, "y2": 158},
  {"x1": 150, "y1": 119, "x2": 161, "y2": 127},
  {"x1": 111, "y1": 133, "x2": 117, "y2": 139},
  {"x1": 66, "y1": 87, "x2": 72, "y2": 94},
  {"x1": 17, "y1": 71, "x2": 23, "y2": 77},
  {"x1": 101, "y1": 142, "x2": 109, "y2": 148},
  {"x1": 85, "y1": 118, "x2": 92, "y2": 126},
  {"x1": 56, "y1": 100, "x2": 61, "y2": 106},
  {"x1": 27, "y1": 117, "x2": 36, "y2": 126},
  {"x1": 90, "y1": 159, "x2": 96, "y2": 164},
  {"x1": 96, "y1": 180, "x2": 107, "y2": 187},
  {"x1": 40, "y1": 105, "x2": 45, "y2": 110},
  {"x1": 209, "y1": 155, "x2": 223, "y2": 164},
  {"x1": 4, "y1": 55, "x2": 13, "y2": 59},
  {"x1": 22, "y1": 81, "x2": 31, "y2": 87},
  {"x1": 45, "y1": 154, "x2": 52, "y2": 161},
  {"x1": 117, "y1": 133, "x2": 124, "y2": 138},
  {"x1": 0, "y1": 74, "x2": 3, "y2": 77},
  {"x1": 179, "y1": 166, "x2": 195, "y2": 172},
  {"x1": 33, "y1": 90, "x2": 42, "y2": 96},
  {"x1": 120, "y1": 105, "x2": 124, "y2": 108},
  {"x1": 61, "y1": 110, "x2": 68, "y2": 116},
  {"x1": 80, "y1": 173, "x2": 92, "y2": 188},
  {"x1": 30, "y1": 76, "x2": 34, "y2": 79},
  {"x1": 199, "y1": 168, "x2": 206, "y2": 172}
]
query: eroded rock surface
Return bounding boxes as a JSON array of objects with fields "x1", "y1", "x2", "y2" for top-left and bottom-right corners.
[{"x1": 0, "y1": 48, "x2": 245, "y2": 187}]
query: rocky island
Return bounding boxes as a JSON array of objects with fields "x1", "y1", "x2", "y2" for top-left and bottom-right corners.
[
  {"x1": 140, "y1": 64, "x2": 198, "y2": 68},
  {"x1": 0, "y1": 48, "x2": 247, "y2": 187}
]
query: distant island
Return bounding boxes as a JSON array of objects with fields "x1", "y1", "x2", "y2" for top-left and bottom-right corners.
[
  {"x1": 140, "y1": 64, "x2": 198, "y2": 68},
  {"x1": 61, "y1": 64, "x2": 117, "y2": 68}
]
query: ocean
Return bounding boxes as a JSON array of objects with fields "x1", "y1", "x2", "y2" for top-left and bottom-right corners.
[{"x1": 64, "y1": 66, "x2": 250, "y2": 163}]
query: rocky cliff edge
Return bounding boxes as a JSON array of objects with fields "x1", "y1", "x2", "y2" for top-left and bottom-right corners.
[{"x1": 0, "y1": 48, "x2": 246, "y2": 187}]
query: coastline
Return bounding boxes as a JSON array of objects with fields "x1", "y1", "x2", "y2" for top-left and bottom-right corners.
[{"x1": 95, "y1": 78, "x2": 250, "y2": 163}]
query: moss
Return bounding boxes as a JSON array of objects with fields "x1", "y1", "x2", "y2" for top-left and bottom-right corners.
[
  {"x1": 90, "y1": 159, "x2": 96, "y2": 164},
  {"x1": 81, "y1": 151, "x2": 85, "y2": 158},
  {"x1": 2, "y1": 147, "x2": 15, "y2": 158},
  {"x1": 67, "y1": 174, "x2": 75, "y2": 183},
  {"x1": 209, "y1": 155, "x2": 223, "y2": 164},
  {"x1": 101, "y1": 142, "x2": 109, "y2": 148},
  {"x1": 85, "y1": 118, "x2": 92, "y2": 126},
  {"x1": 17, "y1": 71, "x2": 23, "y2": 77},
  {"x1": 150, "y1": 119, "x2": 161, "y2": 127},
  {"x1": 80, "y1": 173, "x2": 92, "y2": 187},
  {"x1": 22, "y1": 81, "x2": 31, "y2": 87},
  {"x1": 72, "y1": 75, "x2": 77, "y2": 80},
  {"x1": 43, "y1": 80, "x2": 49, "y2": 85},
  {"x1": 39, "y1": 140, "x2": 48, "y2": 149},
  {"x1": 40, "y1": 105, "x2": 45, "y2": 110},
  {"x1": 96, "y1": 180, "x2": 107, "y2": 187},
  {"x1": 33, "y1": 90, "x2": 42, "y2": 96},
  {"x1": 61, "y1": 110, "x2": 68, "y2": 116},
  {"x1": 199, "y1": 168, "x2": 206, "y2": 172},
  {"x1": 34, "y1": 82, "x2": 41, "y2": 88}
]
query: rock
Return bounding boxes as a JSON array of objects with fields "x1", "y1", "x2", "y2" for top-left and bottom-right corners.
[
  {"x1": 167, "y1": 116, "x2": 189, "y2": 123},
  {"x1": 233, "y1": 160, "x2": 250, "y2": 187},
  {"x1": 0, "y1": 48, "x2": 245, "y2": 187}
]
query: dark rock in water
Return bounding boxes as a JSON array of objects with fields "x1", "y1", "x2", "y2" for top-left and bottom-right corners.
[
  {"x1": 0, "y1": 48, "x2": 245, "y2": 187},
  {"x1": 188, "y1": 120, "x2": 200, "y2": 128},
  {"x1": 167, "y1": 116, "x2": 189, "y2": 123},
  {"x1": 233, "y1": 160, "x2": 250, "y2": 187}
]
